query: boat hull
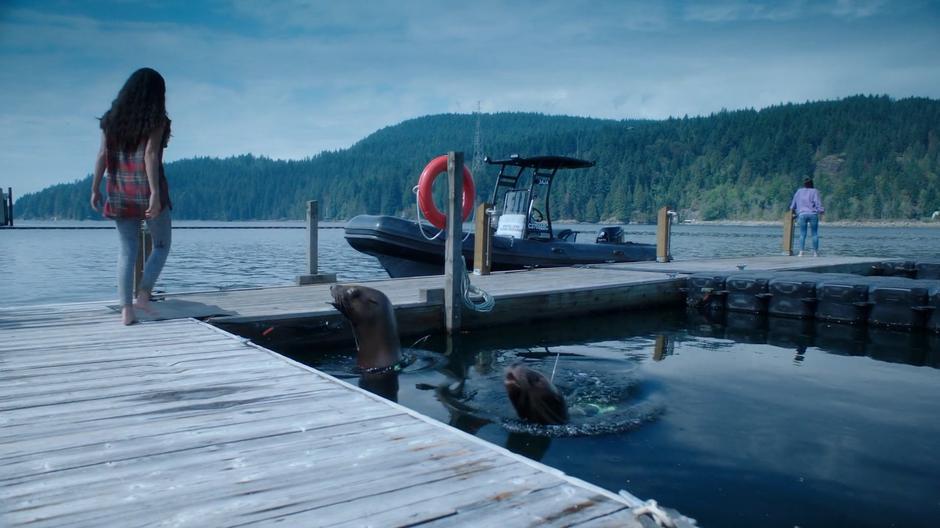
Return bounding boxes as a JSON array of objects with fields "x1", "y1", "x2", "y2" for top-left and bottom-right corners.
[{"x1": 344, "y1": 215, "x2": 656, "y2": 278}]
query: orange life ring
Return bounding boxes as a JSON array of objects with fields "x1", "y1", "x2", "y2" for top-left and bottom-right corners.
[{"x1": 417, "y1": 155, "x2": 476, "y2": 229}]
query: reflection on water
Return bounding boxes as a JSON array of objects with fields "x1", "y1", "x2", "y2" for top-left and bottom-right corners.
[
  {"x1": 277, "y1": 308, "x2": 940, "y2": 528},
  {"x1": 3, "y1": 221, "x2": 940, "y2": 306},
  {"x1": 692, "y1": 308, "x2": 940, "y2": 368}
]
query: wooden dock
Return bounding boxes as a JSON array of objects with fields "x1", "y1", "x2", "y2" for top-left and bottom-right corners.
[
  {"x1": 1, "y1": 304, "x2": 661, "y2": 527},
  {"x1": 195, "y1": 254, "x2": 885, "y2": 347},
  {"x1": 0, "y1": 255, "x2": 888, "y2": 526}
]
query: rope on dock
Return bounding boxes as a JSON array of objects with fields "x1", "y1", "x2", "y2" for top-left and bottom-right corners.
[
  {"x1": 460, "y1": 256, "x2": 495, "y2": 312},
  {"x1": 618, "y1": 490, "x2": 699, "y2": 528}
]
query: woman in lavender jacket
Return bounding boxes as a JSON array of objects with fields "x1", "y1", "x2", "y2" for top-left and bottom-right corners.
[{"x1": 789, "y1": 178, "x2": 824, "y2": 257}]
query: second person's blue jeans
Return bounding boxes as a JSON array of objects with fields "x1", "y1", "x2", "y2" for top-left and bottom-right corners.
[{"x1": 797, "y1": 213, "x2": 819, "y2": 253}]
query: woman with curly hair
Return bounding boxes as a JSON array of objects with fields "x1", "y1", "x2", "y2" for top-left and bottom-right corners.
[{"x1": 90, "y1": 67, "x2": 172, "y2": 325}]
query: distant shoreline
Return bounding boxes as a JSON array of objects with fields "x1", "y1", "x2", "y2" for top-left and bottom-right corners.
[
  {"x1": 567, "y1": 217, "x2": 940, "y2": 228},
  {"x1": 10, "y1": 218, "x2": 940, "y2": 230},
  {"x1": 686, "y1": 220, "x2": 940, "y2": 228}
]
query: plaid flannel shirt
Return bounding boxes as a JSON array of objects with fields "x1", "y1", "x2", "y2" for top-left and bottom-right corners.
[{"x1": 103, "y1": 129, "x2": 171, "y2": 219}]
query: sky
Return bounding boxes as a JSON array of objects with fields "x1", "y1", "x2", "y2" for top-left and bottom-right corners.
[{"x1": 2, "y1": 0, "x2": 939, "y2": 196}]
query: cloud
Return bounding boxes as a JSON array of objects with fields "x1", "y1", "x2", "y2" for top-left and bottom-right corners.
[
  {"x1": 1, "y1": 0, "x2": 939, "y2": 196},
  {"x1": 828, "y1": 0, "x2": 888, "y2": 19},
  {"x1": 683, "y1": 0, "x2": 810, "y2": 23},
  {"x1": 681, "y1": 0, "x2": 895, "y2": 23}
]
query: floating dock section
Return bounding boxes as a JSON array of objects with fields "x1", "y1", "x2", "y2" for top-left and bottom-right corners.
[
  {"x1": 686, "y1": 260, "x2": 940, "y2": 332},
  {"x1": 196, "y1": 256, "x2": 890, "y2": 348}
]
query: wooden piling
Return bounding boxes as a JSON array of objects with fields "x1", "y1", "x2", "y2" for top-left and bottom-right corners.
[
  {"x1": 782, "y1": 210, "x2": 795, "y2": 256},
  {"x1": 444, "y1": 151, "x2": 464, "y2": 334},
  {"x1": 306, "y1": 201, "x2": 319, "y2": 274},
  {"x1": 3, "y1": 187, "x2": 13, "y2": 227},
  {"x1": 656, "y1": 206, "x2": 673, "y2": 263},
  {"x1": 1, "y1": 188, "x2": 8, "y2": 226},
  {"x1": 296, "y1": 200, "x2": 336, "y2": 285},
  {"x1": 473, "y1": 201, "x2": 492, "y2": 276}
]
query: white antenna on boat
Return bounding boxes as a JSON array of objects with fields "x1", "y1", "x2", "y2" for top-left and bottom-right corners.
[{"x1": 472, "y1": 101, "x2": 484, "y2": 178}]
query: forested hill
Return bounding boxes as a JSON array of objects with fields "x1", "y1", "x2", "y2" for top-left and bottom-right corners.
[{"x1": 15, "y1": 95, "x2": 940, "y2": 222}]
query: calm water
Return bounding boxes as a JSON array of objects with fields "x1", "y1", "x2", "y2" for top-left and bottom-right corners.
[
  {"x1": 2, "y1": 221, "x2": 940, "y2": 526},
  {"x1": 0, "y1": 220, "x2": 385, "y2": 306},
  {"x1": 278, "y1": 310, "x2": 940, "y2": 528},
  {"x1": 2, "y1": 220, "x2": 939, "y2": 306}
]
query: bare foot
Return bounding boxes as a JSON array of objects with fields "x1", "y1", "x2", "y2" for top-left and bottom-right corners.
[
  {"x1": 122, "y1": 305, "x2": 137, "y2": 326},
  {"x1": 134, "y1": 290, "x2": 156, "y2": 314}
]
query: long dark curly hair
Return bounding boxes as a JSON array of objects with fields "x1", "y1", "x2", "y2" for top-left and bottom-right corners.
[{"x1": 99, "y1": 67, "x2": 169, "y2": 153}]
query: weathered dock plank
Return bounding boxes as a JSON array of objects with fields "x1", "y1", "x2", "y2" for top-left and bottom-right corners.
[{"x1": 0, "y1": 304, "x2": 650, "y2": 527}]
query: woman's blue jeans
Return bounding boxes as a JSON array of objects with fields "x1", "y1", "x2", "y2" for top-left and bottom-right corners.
[
  {"x1": 115, "y1": 211, "x2": 172, "y2": 306},
  {"x1": 797, "y1": 213, "x2": 819, "y2": 252}
]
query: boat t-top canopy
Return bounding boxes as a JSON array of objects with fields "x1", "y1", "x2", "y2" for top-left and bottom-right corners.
[
  {"x1": 484, "y1": 155, "x2": 595, "y2": 170},
  {"x1": 483, "y1": 155, "x2": 596, "y2": 241}
]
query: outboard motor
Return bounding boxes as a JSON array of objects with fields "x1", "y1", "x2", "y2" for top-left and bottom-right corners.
[{"x1": 595, "y1": 226, "x2": 624, "y2": 244}]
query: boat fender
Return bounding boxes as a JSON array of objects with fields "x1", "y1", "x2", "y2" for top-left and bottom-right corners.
[{"x1": 417, "y1": 155, "x2": 476, "y2": 230}]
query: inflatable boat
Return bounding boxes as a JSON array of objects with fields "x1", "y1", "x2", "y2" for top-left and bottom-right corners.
[{"x1": 344, "y1": 155, "x2": 656, "y2": 278}]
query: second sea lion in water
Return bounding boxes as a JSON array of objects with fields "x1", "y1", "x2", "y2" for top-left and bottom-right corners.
[
  {"x1": 504, "y1": 363, "x2": 569, "y2": 425},
  {"x1": 329, "y1": 284, "x2": 401, "y2": 371}
]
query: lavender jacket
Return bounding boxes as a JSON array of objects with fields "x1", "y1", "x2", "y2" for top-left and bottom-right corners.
[{"x1": 789, "y1": 188, "x2": 824, "y2": 215}]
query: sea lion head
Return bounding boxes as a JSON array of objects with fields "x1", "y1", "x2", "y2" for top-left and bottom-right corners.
[
  {"x1": 504, "y1": 364, "x2": 568, "y2": 425},
  {"x1": 330, "y1": 284, "x2": 401, "y2": 370}
]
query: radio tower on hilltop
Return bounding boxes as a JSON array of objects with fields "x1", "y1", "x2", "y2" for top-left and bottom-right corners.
[{"x1": 471, "y1": 101, "x2": 484, "y2": 177}]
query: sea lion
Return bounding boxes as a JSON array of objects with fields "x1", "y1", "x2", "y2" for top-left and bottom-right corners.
[
  {"x1": 329, "y1": 284, "x2": 401, "y2": 371},
  {"x1": 504, "y1": 364, "x2": 569, "y2": 425}
]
